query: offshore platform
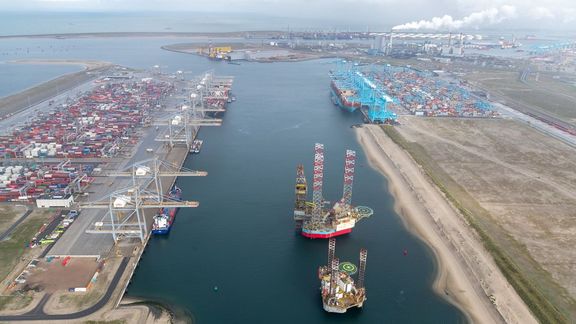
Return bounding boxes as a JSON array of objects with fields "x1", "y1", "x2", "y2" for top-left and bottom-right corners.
[
  {"x1": 330, "y1": 62, "x2": 398, "y2": 124},
  {"x1": 293, "y1": 143, "x2": 373, "y2": 238},
  {"x1": 318, "y1": 238, "x2": 367, "y2": 313}
]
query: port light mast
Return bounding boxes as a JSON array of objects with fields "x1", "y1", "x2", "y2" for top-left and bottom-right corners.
[{"x1": 312, "y1": 143, "x2": 325, "y2": 223}]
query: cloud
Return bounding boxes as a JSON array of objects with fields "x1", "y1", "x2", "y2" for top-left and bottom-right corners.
[
  {"x1": 392, "y1": 5, "x2": 517, "y2": 30},
  {"x1": 2, "y1": 0, "x2": 576, "y2": 30},
  {"x1": 529, "y1": 6, "x2": 554, "y2": 19}
]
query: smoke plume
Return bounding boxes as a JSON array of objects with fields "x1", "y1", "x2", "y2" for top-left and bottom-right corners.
[{"x1": 392, "y1": 5, "x2": 517, "y2": 30}]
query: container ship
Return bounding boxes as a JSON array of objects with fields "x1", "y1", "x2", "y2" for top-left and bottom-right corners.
[
  {"x1": 330, "y1": 74, "x2": 361, "y2": 112},
  {"x1": 293, "y1": 143, "x2": 373, "y2": 239},
  {"x1": 152, "y1": 186, "x2": 182, "y2": 235},
  {"x1": 318, "y1": 238, "x2": 367, "y2": 313}
]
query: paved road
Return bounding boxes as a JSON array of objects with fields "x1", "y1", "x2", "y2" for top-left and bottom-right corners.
[
  {"x1": 0, "y1": 204, "x2": 32, "y2": 241},
  {"x1": 0, "y1": 257, "x2": 128, "y2": 321}
]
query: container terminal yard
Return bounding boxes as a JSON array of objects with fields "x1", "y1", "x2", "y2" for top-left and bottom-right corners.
[
  {"x1": 330, "y1": 62, "x2": 496, "y2": 122},
  {"x1": 0, "y1": 67, "x2": 234, "y2": 320}
]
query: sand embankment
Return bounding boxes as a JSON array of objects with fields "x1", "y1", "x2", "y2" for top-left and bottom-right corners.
[
  {"x1": 356, "y1": 125, "x2": 537, "y2": 324},
  {"x1": 0, "y1": 59, "x2": 113, "y2": 118},
  {"x1": 10, "y1": 59, "x2": 112, "y2": 70}
]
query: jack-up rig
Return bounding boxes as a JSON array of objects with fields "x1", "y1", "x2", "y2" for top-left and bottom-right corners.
[
  {"x1": 319, "y1": 238, "x2": 367, "y2": 313},
  {"x1": 293, "y1": 143, "x2": 373, "y2": 238}
]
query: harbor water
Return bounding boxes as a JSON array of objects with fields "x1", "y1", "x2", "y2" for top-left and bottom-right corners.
[{"x1": 1, "y1": 37, "x2": 465, "y2": 323}]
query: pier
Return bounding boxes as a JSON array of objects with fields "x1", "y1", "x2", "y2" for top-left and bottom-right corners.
[{"x1": 0, "y1": 68, "x2": 234, "y2": 320}]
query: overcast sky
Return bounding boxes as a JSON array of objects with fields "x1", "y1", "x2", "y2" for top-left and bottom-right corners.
[{"x1": 1, "y1": 0, "x2": 575, "y2": 30}]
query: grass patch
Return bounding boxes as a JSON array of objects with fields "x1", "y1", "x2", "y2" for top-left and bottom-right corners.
[
  {"x1": 0, "y1": 206, "x2": 19, "y2": 233},
  {"x1": 0, "y1": 211, "x2": 47, "y2": 281},
  {"x1": 465, "y1": 71, "x2": 576, "y2": 124},
  {"x1": 382, "y1": 125, "x2": 574, "y2": 324},
  {"x1": 0, "y1": 295, "x2": 33, "y2": 311}
]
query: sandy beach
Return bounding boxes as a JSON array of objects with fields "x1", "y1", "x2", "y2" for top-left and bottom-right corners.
[{"x1": 356, "y1": 125, "x2": 537, "y2": 324}]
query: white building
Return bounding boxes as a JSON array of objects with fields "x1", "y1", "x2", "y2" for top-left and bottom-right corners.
[{"x1": 36, "y1": 194, "x2": 74, "y2": 208}]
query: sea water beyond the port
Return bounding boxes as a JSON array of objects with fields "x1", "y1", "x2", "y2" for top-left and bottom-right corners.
[{"x1": 1, "y1": 36, "x2": 465, "y2": 323}]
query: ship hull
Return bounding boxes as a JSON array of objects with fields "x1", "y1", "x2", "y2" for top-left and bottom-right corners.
[
  {"x1": 323, "y1": 304, "x2": 348, "y2": 313},
  {"x1": 330, "y1": 83, "x2": 359, "y2": 113},
  {"x1": 301, "y1": 227, "x2": 352, "y2": 239},
  {"x1": 151, "y1": 227, "x2": 171, "y2": 235}
]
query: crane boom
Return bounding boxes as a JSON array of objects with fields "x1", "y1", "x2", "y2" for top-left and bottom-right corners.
[{"x1": 80, "y1": 200, "x2": 199, "y2": 208}]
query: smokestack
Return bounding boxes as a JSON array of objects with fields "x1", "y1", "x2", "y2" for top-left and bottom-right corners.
[
  {"x1": 387, "y1": 30, "x2": 394, "y2": 55},
  {"x1": 448, "y1": 32, "x2": 452, "y2": 47},
  {"x1": 357, "y1": 248, "x2": 367, "y2": 289}
]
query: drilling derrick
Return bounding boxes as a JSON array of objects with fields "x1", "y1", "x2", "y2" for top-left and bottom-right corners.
[
  {"x1": 312, "y1": 143, "x2": 325, "y2": 223},
  {"x1": 341, "y1": 150, "x2": 356, "y2": 205}
]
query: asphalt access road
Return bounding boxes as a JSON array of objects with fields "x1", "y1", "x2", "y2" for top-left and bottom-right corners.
[{"x1": 0, "y1": 257, "x2": 128, "y2": 321}]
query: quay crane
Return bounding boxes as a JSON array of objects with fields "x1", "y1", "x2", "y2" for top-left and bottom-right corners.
[
  {"x1": 154, "y1": 72, "x2": 233, "y2": 150},
  {"x1": 81, "y1": 158, "x2": 206, "y2": 243}
]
